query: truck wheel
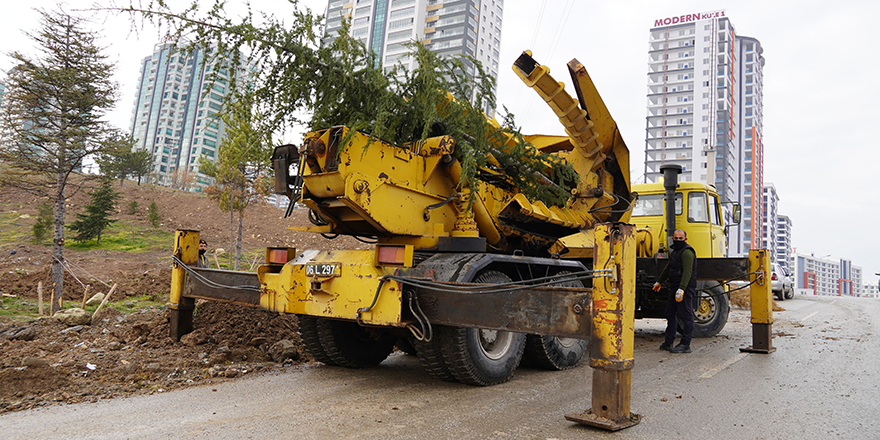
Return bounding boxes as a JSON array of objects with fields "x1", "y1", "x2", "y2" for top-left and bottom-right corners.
[
  {"x1": 691, "y1": 281, "x2": 730, "y2": 338},
  {"x1": 316, "y1": 319, "x2": 394, "y2": 368},
  {"x1": 414, "y1": 330, "x2": 458, "y2": 382},
  {"x1": 296, "y1": 315, "x2": 336, "y2": 365},
  {"x1": 440, "y1": 270, "x2": 525, "y2": 386},
  {"x1": 524, "y1": 272, "x2": 588, "y2": 370}
]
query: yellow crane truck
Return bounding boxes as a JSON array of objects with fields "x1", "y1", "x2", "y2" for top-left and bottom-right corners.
[{"x1": 170, "y1": 52, "x2": 750, "y2": 388}]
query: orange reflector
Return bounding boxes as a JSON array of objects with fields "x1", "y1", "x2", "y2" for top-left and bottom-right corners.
[
  {"x1": 377, "y1": 246, "x2": 406, "y2": 265},
  {"x1": 268, "y1": 249, "x2": 290, "y2": 264}
]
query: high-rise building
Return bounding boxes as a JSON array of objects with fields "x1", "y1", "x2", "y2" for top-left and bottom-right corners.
[
  {"x1": 644, "y1": 10, "x2": 765, "y2": 256},
  {"x1": 775, "y1": 214, "x2": 793, "y2": 273},
  {"x1": 797, "y1": 254, "x2": 863, "y2": 296},
  {"x1": 129, "y1": 42, "x2": 246, "y2": 188},
  {"x1": 322, "y1": 0, "x2": 504, "y2": 114},
  {"x1": 762, "y1": 183, "x2": 779, "y2": 261}
]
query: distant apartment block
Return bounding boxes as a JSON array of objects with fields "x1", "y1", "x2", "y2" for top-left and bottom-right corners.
[
  {"x1": 775, "y1": 214, "x2": 793, "y2": 273},
  {"x1": 796, "y1": 254, "x2": 864, "y2": 296},
  {"x1": 644, "y1": 10, "x2": 766, "y2": 256},
  {"x1": 128, "y1": 42, "x2": 248, "y2": 188}
]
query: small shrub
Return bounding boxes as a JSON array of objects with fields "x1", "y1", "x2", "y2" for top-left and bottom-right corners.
[
  {"x1": 147, "y1": 201, "x2": 160, "y2": 228},
  {"x1": 127, "y1": 200, "x2": 139, "y2": 215},
  {"x1": 32, "y1": 200, "x2": 53, "y2": 243}
]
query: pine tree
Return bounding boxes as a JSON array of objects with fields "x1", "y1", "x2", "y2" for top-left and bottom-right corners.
[
  {"x1": 96, "y1": 132, "x2": 152, "y2": 186},
  {"x1": 70, "y1": 179, "x2": 120, "y2": 245},
  {"x1": 0, "y1": 10, "x2": 118, "y2": 313},
  {"x1": 32, "y1": 200, "x2": 54, "y2": 243},
  {"x1": 117, "y1": 4, "x2": 578, "y2": 207},
  {"x1": 147, "y1": 201, "x2": 161, "y2": 228}
]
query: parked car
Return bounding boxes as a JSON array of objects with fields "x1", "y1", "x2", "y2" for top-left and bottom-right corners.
[{"x1": 771, "y1": 263, "x2": 793, "y2": 300}]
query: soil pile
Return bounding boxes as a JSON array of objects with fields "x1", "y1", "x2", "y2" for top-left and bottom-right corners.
[{"x1": 0, "y1": 302, "x2": 304, "y2": 413}]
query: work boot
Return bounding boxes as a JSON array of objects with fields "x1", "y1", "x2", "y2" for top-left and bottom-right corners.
[
  {"x1": 669, "y1": 344, "x2": 691, "y2": 353},
  {"x1": 659, "y1": 342, "x2": 672, "y2": 351}
]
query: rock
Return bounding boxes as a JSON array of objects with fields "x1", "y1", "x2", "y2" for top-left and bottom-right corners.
[
  {"x1": 223, "y1": 369, "x2": 239, "y2": 378},
  {"x1": 268, "y1": 339, "x2": 300, "y2": 363},
  {"x1": 208, "y1": 351, "x2": 229, "y2": 365},
  {"x1": 2, "y1": 326, "x2": 36, "y2": 341},
  {"x1": 145, "y1": 362, "x2": 162, "y2": 372},
  {"x1": 92, "y1": 306, "x2": 122, "y2": 324},
  {"x1": 54, "y1": 308, "x2": 91, "y2": 326},
  {"x1": 22, "y1": 357, "x2": 49, "y2": 368},
  {"x1": 107, "y1": 341, "x2": 123, "y2": 351},
  {"x1": 60, "y1": 325, "x2": 84, "y2": 334},
  {"x1": 179, "y1": 329, "x2": 208, "y2": 347},
  {"x1": 250, "y1": 336, "x2": 268, "y2": 347},
  {"x1": 85, "y1": 292, "x2": 105, "y2": 306}
]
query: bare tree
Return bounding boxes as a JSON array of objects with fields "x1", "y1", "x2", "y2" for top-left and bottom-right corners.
[{"x1": 0, "y1": 9, "x2": 117, "y2": 313}]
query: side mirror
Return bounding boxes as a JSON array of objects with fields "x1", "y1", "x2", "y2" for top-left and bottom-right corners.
[
  {"x1": 271, "y1": 144, "x2": 301, "y2": 199},
  {"x1": 731, "y1": 204, "x2": 742, "y2": 225}
]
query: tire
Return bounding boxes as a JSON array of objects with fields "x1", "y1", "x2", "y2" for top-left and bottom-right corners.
[
  {"x1": 785, "y1": 288, "x2": 794, "y2": 300},
  {"x1": 316, "y1": 319, "x2": 394, "y2": 368},
  {"x1": 440, "y1": 270, "x2": 526, "y2": 386},
  {"x1": 414, "y1": 329, "x2": 458, "y2": 382},
  {"x1": 775, "y1": 289, "x2": 785, "y2": 301},
  {"x1": 296, "y1": 315, "x2": 336, "y2": 365},
  {"x1": 691, "y1": 280, "x2": 730, "y2": 338},
  {"x1": 523, "y1": 272, "x2": 588, "y2": 370}
]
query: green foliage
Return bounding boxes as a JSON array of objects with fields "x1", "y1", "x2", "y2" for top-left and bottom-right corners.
[
  {"x1": 70, "y1": 179, "x2": 120, "y2": 245},
  {"x1": 66, "y1": 219, "x2": 172, "y2": 252},
  {"x1": 147, "y1": 201, "x2": 161, "y2": 228},
  {"x1": 32, "y1": 200, "x2": 54, "y2": 243},
  {"x1": 127, "y1": 200, "x2": 140, "y2": 215},
  {"x1": 119, "y1": 2, "x2": 578, "y2": 207},
  {"x1": 96, "y1": 132, "x2": 152, "y2": 186},
  {"x1": 200, "y1": 91, "x2": 274, "y2": 270}
]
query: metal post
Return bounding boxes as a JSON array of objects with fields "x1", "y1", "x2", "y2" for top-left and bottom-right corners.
[
  {"x1": 170, "y1": 229, "x2": 199, "y2": 341},
  {"x1": 741, "y1": 249, "x2": 775, "y2": 353},
  {"x1": 566, "y1": 223, "x2": 641, "y2": 431}
]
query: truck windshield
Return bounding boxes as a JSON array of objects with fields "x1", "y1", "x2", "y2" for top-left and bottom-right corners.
[{"x1": 632, "y1": 193, "x2": 681, "y2": 216}]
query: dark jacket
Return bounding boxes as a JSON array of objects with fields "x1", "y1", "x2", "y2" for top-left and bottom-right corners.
[{"x1": 660, "y1": 242, "x2": 697, "y2": 290}]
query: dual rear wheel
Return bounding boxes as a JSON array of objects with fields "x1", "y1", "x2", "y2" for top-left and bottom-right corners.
[{"x1": 296, "y1": 269, "x2": 588, "y2": 386}]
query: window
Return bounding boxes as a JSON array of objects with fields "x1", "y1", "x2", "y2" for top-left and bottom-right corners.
[
  {"x1": 688, "y1": 192, "x2": 708, "y2": 223},
  {"x1": 710, "y1": 195, "x2": 721, "y2": 225}
]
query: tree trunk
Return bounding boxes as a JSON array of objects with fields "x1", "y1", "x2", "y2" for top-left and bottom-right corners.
[
  {"x1": 51, "y1": 173, "x2": 66, "y2": 314},
  {"x1": 229, "y1": 208, "x2": 234, "y2": 270},
  {"x1": 235, "y1": 210, "x2": 243, "y2": 271}
]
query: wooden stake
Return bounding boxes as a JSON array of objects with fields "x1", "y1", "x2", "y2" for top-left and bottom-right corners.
[
  {"x1": 37, "y1": 282, "x2": 43, "y2": 316},
  {"x1": 92, "y1": 283, "x2": 117, "y2": 318},
  {"x1": 80, "y1": 285, "x2": 91, "y2": 309}
]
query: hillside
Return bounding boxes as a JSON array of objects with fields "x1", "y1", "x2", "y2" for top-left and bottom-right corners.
[{"x1": 0, "y1": 176, "x2": 370, "y2": 413}]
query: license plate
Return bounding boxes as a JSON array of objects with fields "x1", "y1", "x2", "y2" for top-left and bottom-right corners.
[{"x1": 305, "y1": 263, "x2": 340, "y2": 277}]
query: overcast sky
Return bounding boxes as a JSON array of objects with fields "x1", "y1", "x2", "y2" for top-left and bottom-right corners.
[{"x1": 2, "y1": 1, "x2": 878, "y2": 285}]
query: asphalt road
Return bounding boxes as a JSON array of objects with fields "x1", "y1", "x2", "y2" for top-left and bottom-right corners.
[{"x1": 3, "y1": 294, "x2": 879, "y2": 439}]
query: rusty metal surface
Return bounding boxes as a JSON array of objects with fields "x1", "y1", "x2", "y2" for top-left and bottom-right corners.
[
  {"x1": 181, "y1": 268, "x2": 261, "y2": 307},
  {"x1": 412, "y1": 284, "x2": 591, "y2": 339},
  {"x1": 741, "y1": 323, "x2": 776, "y2": 354}
]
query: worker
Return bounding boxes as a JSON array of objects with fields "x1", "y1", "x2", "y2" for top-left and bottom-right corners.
[
  {"x1": 652, "y1": 229, "x2": 697, "y2": 353},
  {"x1": 197, "y1": 239, "x2": 209, "y2": 268}
]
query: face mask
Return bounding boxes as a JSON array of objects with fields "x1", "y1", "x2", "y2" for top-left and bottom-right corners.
[
  {"x1": 199, "y1": 248, "x2": 206, "y2": 255},
  {"x1": 671, "y1": 240, "x2": 686, "y2": 250}
]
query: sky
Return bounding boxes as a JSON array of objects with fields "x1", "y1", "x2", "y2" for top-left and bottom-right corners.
[{"x1": 1, "y1": 0, "x2": 878, "y2": 285}]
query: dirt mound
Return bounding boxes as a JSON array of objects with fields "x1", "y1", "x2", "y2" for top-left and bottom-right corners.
[
  {"x1": 730, "y1": 287, "x2": 784, "y2": 311},
  {"x1": 0, "y1": 178, "x2": 374, "y2": 414},
  {"x1": 0, "y1": 302, "x2": 304, "y2": 413}
]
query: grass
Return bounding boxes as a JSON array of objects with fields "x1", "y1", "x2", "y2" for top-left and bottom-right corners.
[
  {"x1": 66, "y1": 219, "x2": 173, "y2": 252},
  {"x1": 0, "y1": 210, "x2": 36, "y2": 244},
  {"x1": 0, "y1": 294, "x2": 165, "y2": 324}
]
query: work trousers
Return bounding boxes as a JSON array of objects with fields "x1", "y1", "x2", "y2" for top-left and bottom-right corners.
[{"x1": 664, "y1": 286, "x2": 696, "y2": 346}]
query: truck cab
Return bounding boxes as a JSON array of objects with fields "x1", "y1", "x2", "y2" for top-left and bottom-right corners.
[{"x1": 631, "y1": 181, "x2": 729, "y2": 258}]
